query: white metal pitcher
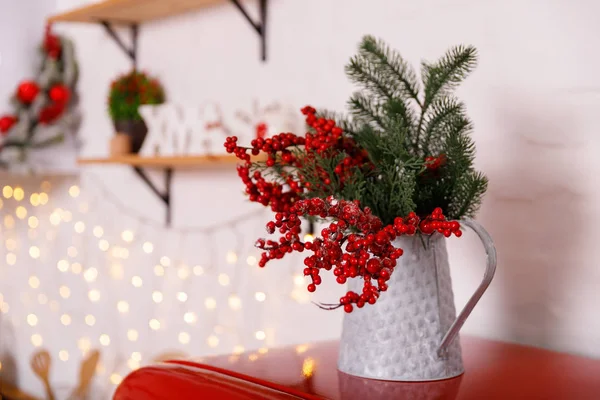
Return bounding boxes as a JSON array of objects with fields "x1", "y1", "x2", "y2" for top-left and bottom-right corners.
[{"x1": 338, "y1": 219, "x2": 497, "y2": 381}]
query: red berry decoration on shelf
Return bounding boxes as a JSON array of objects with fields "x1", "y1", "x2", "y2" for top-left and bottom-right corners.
[
  {"x1": 16, "y1": 81, "x2": 40, "y2": 105},
  {"x1": 49, "y1": 84, "x2": 71, "y2": 105},
  {"x1": 38, "y1": 103, "x2": 65, "y2": 125},
  {"x1": 0, "y1": 22, "x2": 77, "y2": 166},
  {"x1": 0, "y1": 115, "x2": 18, "y2": 135}
]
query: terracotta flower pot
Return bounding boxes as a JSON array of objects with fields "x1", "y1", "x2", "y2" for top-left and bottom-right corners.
[
  {"x1": 113, "y1": 120, "x2": 148, "y2": 153},
  {"x1": 110, "y1": 134, "x2": 132, "y2": 156}
]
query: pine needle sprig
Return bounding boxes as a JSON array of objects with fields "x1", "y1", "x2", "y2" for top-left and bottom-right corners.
[
  {"x1": 348, "y1": 92, "x2": 388, "y2": 131},
  {"x1": 415, "y1": 45, "x2": 477, "y2": 152},
  {"x1": 450, "y1": 171, "x2": 488, "y2": 218},
  {"x1": 421, "y1": 45, "x2": 478, "y2": 108},
  {"x1": 346, "y1": 55, "x2": 399, "y2": 102},
  {"x1": 421, "y1": 96, "x2": 465, "y2": 156},
  {"x1": 341, "y1": 36, "x2": 487, "y2": 221},
  {"x1": 359, "y1": 35, "x2": 422, "y2": 107}
]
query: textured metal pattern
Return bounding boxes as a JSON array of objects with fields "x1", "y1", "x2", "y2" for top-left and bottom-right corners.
[{"x1": 338, "y1": 234, "x2": 464, "y2": 381}]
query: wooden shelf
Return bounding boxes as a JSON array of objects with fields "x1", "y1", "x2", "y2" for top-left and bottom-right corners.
[
  {"x1": 77, "y1": 154, "x2": 258, "y2": 168},
  {"x1": 78, "y1": 153, "x2": 262, "y2": 225},
  {"x1": 49, "y1": 0, "x2": 269, "y2": 61},
  {"x1": 49, "y1": 0, "x2": 226, "y2": 24},
  {"x1": 77, "y1": 154, "x2": 264, "y2": 168}
]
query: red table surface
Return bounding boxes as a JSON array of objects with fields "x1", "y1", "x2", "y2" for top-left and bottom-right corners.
[{"x1": 115, "y1": 336, "x2": 600, "y2": 400}]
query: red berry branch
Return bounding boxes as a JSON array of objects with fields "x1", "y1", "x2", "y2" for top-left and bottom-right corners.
[
  {"x1": 224, "y1": 106, "x2": 371, "y2": 213},
  {"x1": 254, "y1": 196, "x2": 461, "y2": 313}
]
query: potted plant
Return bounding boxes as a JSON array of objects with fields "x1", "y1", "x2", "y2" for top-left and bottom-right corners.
[
  {"x1": 108, "y1": 71, "x2": 165, "y2": 154},
  {"x1": 225, "y1": 36, "x2": 497, "y2": 382}
]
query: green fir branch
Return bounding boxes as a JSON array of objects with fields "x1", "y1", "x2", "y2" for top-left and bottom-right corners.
[
  {"x1": 357, "y1": 165, "x2": 417, "y2": 224},
  {"x1": 415, "y1": 45, "x2": 477, "y2": 151},
  {"x1": 359, "y1": 35, "x2": 422, "y2": 107},
  {"x1": 384, "y1": 98, "x2": 416, "y2": 138},
  {"x1": 421, "y1": 97, "x2": 465, "y2": 155},
  {"x1": 421, "y1": 45, "x2": 478, "y2": 107},
  {"x1": 451, "y1": 171, "x2": 488, "y2": 219},
  {"x1": 284, "y1": 36, "x2": 488, "y2": 223},
  {"x1": 346, "y1": 55, "x2": 398, "y2": 101},
  {"x1": 348, "y1": 92, "x2": 387, "y2": 131}
]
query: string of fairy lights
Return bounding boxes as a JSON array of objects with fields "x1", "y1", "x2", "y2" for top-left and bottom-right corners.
[{"x1": 0, "y1": 177, "x2": 316, "y2": 395}]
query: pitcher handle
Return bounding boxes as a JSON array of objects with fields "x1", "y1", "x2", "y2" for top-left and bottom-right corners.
[{"x1": 437, "y1": 218, "x2": 497, "y2": 358}]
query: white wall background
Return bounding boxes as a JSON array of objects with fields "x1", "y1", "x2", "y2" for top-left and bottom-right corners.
[{"x1": 1, "y1": 0, "x2": 600, "y2": 397}]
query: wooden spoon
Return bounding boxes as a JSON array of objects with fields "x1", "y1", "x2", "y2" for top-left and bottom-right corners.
[
  {"x1": 30, "y1": 350, "x2": 55, "y2": 400},
  {"x1": 68, "y1": 349, "x2": 100, "y2": 399}
]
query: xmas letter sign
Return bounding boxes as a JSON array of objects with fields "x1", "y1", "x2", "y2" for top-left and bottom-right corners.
[{"x1": 138, "y1": 100, "x2": 300, "y2": 156}]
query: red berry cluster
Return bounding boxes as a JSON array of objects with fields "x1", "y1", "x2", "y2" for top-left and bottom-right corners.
[
  {"x1": 16, "y1": 81, "x2": 40, "y2": 105},
  {"x1": 39, "y1": 84, "x2": 71, "y2": 125},
  {"x1": 302, "y1": 106, "x2": 343, "y2": 153},
  {"x1": 255, "y1": 197, "x2": 462, "y2": 313},
  {"x1": 301, "y1": 106, "x2": 371, "y2": 186},
  {"x1": 425, "y1": 153, "x2": 447, "y2": 170},
  {"x1": 0, "y1": 115, "x2": 18, "y2": 135},
  {"x1": 38, "y1": 102, "x2": 66, "y2": 125},
  {"x1": 225, "y1": 133, "x2": 306, "y2": 212},
  {"x1": 13, "y1": 80, "x2": 69, "y2": 124},
  {"x1": 418, "y1": 207, "x2": 462, "y2": 237},
  {"x1": 224, "y1": 106, "x2": 372, "y2": 213}
]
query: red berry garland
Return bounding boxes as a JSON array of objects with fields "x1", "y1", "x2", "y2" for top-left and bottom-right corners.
[
  {"x1": 38, "y1": 103, "x2": 65, "y2": 125},
  {"x1": 255, "y1": 196, "x2": 462, "y2": 313},
  {"x1": 0, "y1": 115, "x2": 18, "y2": 135},
  {"x1": 49, "y1": 84, "x2": 71, "y2": 105},
  {"x1": 16, "y1": 81, "x2": 40, "y2": 104}
]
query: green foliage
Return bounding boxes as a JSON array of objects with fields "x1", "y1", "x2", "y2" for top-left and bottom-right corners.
[
  {"x1": 108, "y1": 71, "x2": 165, "y2": 121},
  {"x1": 307, "y1": 36, "x2": 487, "y2": 224}
]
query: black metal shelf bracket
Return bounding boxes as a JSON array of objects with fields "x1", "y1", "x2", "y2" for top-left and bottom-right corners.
[
  {"x1": 100, "y1": 21, "x2": 139, "y2": 69},
  {"x1": 133, "y1": 167, "x2": 173, "y2": 226},
  {"x1": 230, "y1": 0, "x2": 268, "y2": 61},
  {"x1": 100, "y1": 21, "x2": 178, "y2": 226},
  {"x1": 95, "y1": 2, "x2": 269, "y2": 227},
  {"x1": 101, "y1": 0, "x2": 269, "y2": 63}
]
